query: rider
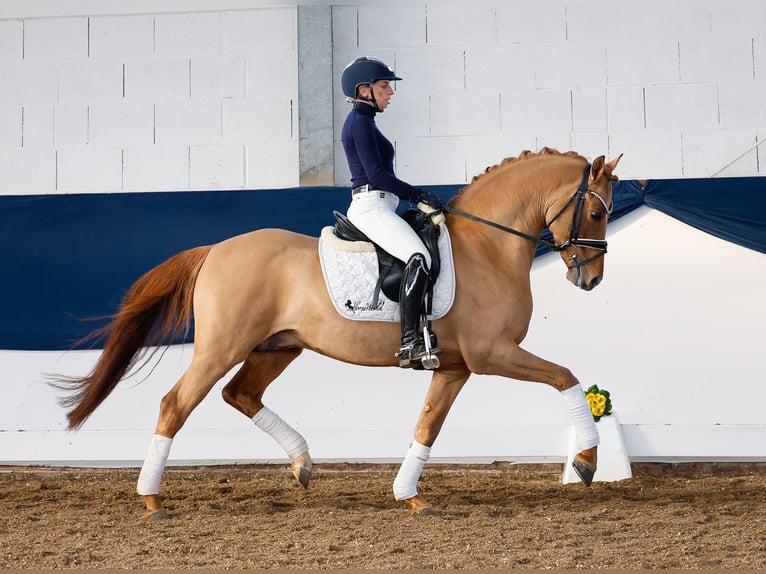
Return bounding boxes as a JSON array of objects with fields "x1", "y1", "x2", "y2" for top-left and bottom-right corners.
[{"x1": 340, "y1": 56, "x2": 445, "y2": 369}]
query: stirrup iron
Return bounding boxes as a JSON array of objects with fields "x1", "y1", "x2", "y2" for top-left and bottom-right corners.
[{"x1": 420, "y1": 324, "x2": 440, "y2": 370}]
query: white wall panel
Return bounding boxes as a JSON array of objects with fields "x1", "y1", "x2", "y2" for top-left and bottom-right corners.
[
  {"x1": 680, "y1": 37, "x2": 754, "y2": 83},
  {"x1": 0, "y1": 148, "x2": 56, "y2": 194},
  {"x1": 606, "y1": 87, "x2": 645, "y2": 131},
  {"x1": 56, "y1": 147, "x2": 122, "y2": 193},
  {"x1": 223, "y1": 97, "x2": 293, "y2": 142},
  {"x1": 608, "y1": 131, "x2": 681, "y2": 180},
  {"x1": 607, "y1": 40, "x2": 679, "y2": 87},
  {"x1": 53, "y1": 104, "x2": 87, "y2": 148},
  {"x1": 58, "y1": 61, "x2": 123, "y2": 102},
  {"x1": 570, "y1": 133, "x2": 610, "y2": 164},
  {"x1": 23, "y1": 17, "x2": 88, "y2": 60},
  {"x1": 246, "y1": 51, "x2": 297, "y2": 96},
  {"x1": 123, "y1": 145, "x2": 189, "y2": 191},
  {"x1": 396, "y1": 137, "x2": 466, "y2": 185},
  {"x1": 89, "y1": 15, "x2": 154, "y2": 60},
  {"x1": 21, "y1": 104, "x2": 54, "y2": 147},
  {"x1": 535, "y1": 42, "x2": 607, "y2": 89},
  {"x1": 719, "y1": 81, "x2": 766, "y2": 127},
  {"x1": 462, "y1": 135, "x2": 538, "y2": 181},
  {"x1": 247, "y1": 140, "x2": 299, "y2": 188},
  {"x1": 0, "y1": 62, "x2": 57, "y2": 105},
  {"x1": 0, "y1": 19, "x2": 23, "y2": 59},
  {"x1": 500, "y1": 89, "x2": 571, "y2": 134},
  {"x1": 329, "y1": 6, "x2": 358, "y2": 50},
  {"x1": 89, "y1": 101, "x2": 153, "y2": 146},
  {"x1": 710, "y1": 0, "x2": 766, "y2": 35},
  {"x1": 373, "y1": 91, "x2": 429, "y2": 139},
  {"x1": 221, "y1": 8, "x2": 295, "y2": 54},
  {"x1": 682, "y1": 129, "x2": 759, "y2": 177},
  {"x1": 496, "y1": 0, "x2": 566, "y2": 43},
  {"x1": 571, "y1": 88, "x2": 606, "y2": 133},
  {"x1": 124, "y1": 59, "x2": 190, "y2": 101},
  {"x1": 395, "y1": 47, "x2": 465, "y2": 94},
  {"x1": 755, "y1": 37, "x2": 766, "y2": 81},
  {"x1": 154, "y1": 12, "x2": 222, "y2": 57},
  {"x1": 465, "y1": 45, "x2": 536, "y2": 92},
  {"x1": 430, "y1": 91, "x2": 500, "y2": 137},
  {"x1": 425, "y1": 1, "x2": 497, "y2": 46},
  {"x1": 357, "y1": 4, "x2": 425, "y2": 48},
  {"x1": 189, "y1": 143, "x2": 244, "y2": 189},
  {"x1": 192, "y1": 57, "x2": 245, "y2": 99},
  {"x1": 0, "y1": 106, "x2": 21, "y2": 147},
  {"x1": 155, "y1": 100, "x2": 221, "y2": 144},
  {"x1": 644, "y1": 84, "x2": 719, "y2": 131}
]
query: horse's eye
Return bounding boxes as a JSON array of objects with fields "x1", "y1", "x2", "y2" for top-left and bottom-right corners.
[{"x1": 589, "y1": 211, "x2": 603, "y2": 222}]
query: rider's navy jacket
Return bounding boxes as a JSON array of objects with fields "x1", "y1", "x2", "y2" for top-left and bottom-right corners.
[{"x1": 341, "y1": 103, "x2": 420, "y2": 202}]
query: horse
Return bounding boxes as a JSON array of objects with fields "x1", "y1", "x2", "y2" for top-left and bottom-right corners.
[{"x1": 57, "y1": 147, "x2": 622, "y2": 519}]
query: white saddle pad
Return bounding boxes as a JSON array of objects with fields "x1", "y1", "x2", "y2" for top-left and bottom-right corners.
[{"x1": 318, "y1": 225, "x2": 456, "y2": 322}]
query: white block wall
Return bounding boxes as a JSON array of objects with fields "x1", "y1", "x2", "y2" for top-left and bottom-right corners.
[
  {"x1": 0, "y1": 5, "x2": 298, "y2": 195},
  {"x1": 333, "y1": 0, "x2": 766, "y2": 185}
]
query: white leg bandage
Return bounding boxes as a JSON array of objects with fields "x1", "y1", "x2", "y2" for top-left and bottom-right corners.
[
  {"x1": 252, "y1": 407, "x2": 308, "y2": 459},
  {"x1": 136, "y1": 434, "x2": 173, "y2": 495},
  {"x1": 561, "y1": 385, "x2": 600, "y2": 451},
  {"x1": 393, "y1": 441, "x2": 431, "y2": 501}
]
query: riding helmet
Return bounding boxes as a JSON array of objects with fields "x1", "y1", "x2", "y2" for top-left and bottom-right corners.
[{"x1": 341, "y1": 56, "x2": 402, "y2": 99}]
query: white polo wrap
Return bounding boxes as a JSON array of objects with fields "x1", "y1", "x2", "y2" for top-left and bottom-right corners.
[
  {"x1": 136, "y1": 434, "x2": 173, "y2": 495},
  {"x1": 562, "y1": 385, "x2": 600, "y2": 451},
  {"x1": 392, "y1": 440, "x2": 431, "y2": 501},
  {"x1": 252, "y1": 407, "x2": 308, "y2": 459}
]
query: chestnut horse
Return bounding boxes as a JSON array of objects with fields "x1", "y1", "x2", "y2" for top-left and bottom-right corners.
[{"x1": 59, "y1": 148, "x2": 622, "y2": 519}]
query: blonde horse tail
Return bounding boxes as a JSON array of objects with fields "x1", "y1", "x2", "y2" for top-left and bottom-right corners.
[{"x1": 58, "y1": 246, "x2": 212, "y2": 430}]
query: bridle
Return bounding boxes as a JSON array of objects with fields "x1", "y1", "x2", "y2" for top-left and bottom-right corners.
[{"x1": 443, "y1": 164, "x2": 613, "y2": 269}]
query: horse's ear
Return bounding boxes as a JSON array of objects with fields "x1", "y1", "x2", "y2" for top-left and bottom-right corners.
[
  {"x1": 605, "y1": 153, "x2": 623, "y2": 182},
  {"x1": 590, "y1": 155, "x2": 606, "y2": 181}
]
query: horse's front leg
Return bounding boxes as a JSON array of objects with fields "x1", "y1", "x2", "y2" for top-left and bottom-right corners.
[
  {"x1": 394, "y1": 368, "x2": 471, "y2": 515},
  {"x1": 471, "y1": 343, "x2": 599, "y2": 486}
]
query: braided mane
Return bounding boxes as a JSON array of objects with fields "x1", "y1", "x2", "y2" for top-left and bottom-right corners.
[{"x1": 472, "y1": 147, "x2": 587, "y2": 185}]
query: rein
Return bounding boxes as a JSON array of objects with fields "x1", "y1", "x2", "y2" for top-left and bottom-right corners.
[{"x1": 443, "y1": 164, "x2": 612, "y2": 269}]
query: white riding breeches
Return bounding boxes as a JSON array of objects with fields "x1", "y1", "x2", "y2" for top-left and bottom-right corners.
[{"x1": 347, "y1": 190, "x2": 432, "y2": 268}]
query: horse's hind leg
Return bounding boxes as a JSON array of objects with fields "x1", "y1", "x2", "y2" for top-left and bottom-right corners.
[
  {"x1": 137, "y1": 354, "x2": 234, "y2": 520},
  {"x1": 221, "y1": 349, "x2": 312, "y2": 488}
]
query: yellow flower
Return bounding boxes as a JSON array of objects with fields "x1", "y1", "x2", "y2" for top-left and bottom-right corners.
[{"x1": 586, "y1": 392, "x2": 605, "y2": 417}]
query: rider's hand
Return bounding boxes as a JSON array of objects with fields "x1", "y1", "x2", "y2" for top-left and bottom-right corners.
[{"x1": 417, "y1": 190, "x2": 446, "y2": 211}]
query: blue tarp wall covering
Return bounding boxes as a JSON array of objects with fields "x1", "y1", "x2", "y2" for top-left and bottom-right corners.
[{"x1": 2, "y1": 177, "x2": 765, "y2": 350}]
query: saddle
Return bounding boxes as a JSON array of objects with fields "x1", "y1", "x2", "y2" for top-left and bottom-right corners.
[{"x1": 332, "y1": 209, "x2": 442, "y2": 305}]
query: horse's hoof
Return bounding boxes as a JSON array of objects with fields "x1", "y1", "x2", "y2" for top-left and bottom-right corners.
[
  {"x1": 571, "y1": 457, "x2": 595, "y2": 487},
  {"x1": 143, "y1": 508, "x2": 169, "y2": 521},
  {"x1": 414, "y1": 506, "x2": 440, "y2": 517},
  {"x1": 402, "y1": 495, "x2": 438, "y2": 516},
  {"x1": 291, "y1": 452, "x2": 313, "y2": 489}
]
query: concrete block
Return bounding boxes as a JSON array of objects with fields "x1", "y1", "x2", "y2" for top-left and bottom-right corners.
[
  {"x1": 247, "y1": 141, "x2": 300, "y2": 189},
  {"x1": 223, "y1": 97, "x2": 293, "y2": 143},
  {"x1": 536, "y1": 42, "x2": 607, "y2": 89},
  {"x1": 0, "y1": 148, "x2": 56, "y2": 194},
  {"x1": 124, "y1": 59, "x2": 190, "y2": 101},
  {"x1": 396, "y1": 136, "x2": 467, "y2": 184},
  {"x1": 426, "y1": 1, "x2": 497, "y2": 45},
  {"x1": 607, "y1": 87, "x2": 645, "y2": 132},
  {"x1": 681, "y1": 37, "x2": 753, "y2": 83},
  {"x1": 57, "y1": 147, "x2": 122, "y2": 193},
  {"x1": 0, "y1": 62, "x2": 57, "y2": 105},
  {"x1": 756, "y1": 38, "x2": 766, "y2": 81},
  {"x1": 607, "y1": 39, "x2": 679, "y2": 86},
  {"x1": 535, "y1": 133, "x2": 573, "y2": 154},
  {"x1": 572, "y1": 88, "x2": 607, "y2": 133},
  {"x1": 358, "y1": 4, "x2": 426, "y2": 48},
  {"x1": 189, "y1": 144, "x2": 245, "y2": 189},
  {"x1": 711, "y1": 0, "x2": 766, "y2": 35},
  {"x1": 571, "y1": 133, "x2": 611, "y2": 164},
  {"x1": 89, "y1": 102, "x2": 154, "y2": 146},
  {"x1": 645, "y1": 84, "x2": 719, "y2": 130},
  {"x1": 334, "y1": 139, "x2": 351, "y2": 186},
  {"x1": 430, "y1": 91, "x2": 500, "y2": 137},
  {"x1": 462, "y1": 135, "x2": 538, "y2": 182},
  {"x1": 501, "y1": 89, "x2": 572, "y2": 134},
  {"x1": 54, "y1": 104, "x2": 88, "y2": 148},
  {"x1": 567, "y1": 0, "x2": 710, "y2": 42},
  {"x1": 374, "y1": 91, "x2": 429, "y2": 139},
  {"x1": 156, "y1": 100, "x2": 221, "y2": 145},
  {"x1": 21, "y1": 105, "x2": 54, "y2": 147},
  {"x1": 192, "y1": 57, "x2": 245, "y2": 99},
  {"x1": 683, "y1": 129, "x2": 758, "y2": 177},
  {"x1": 395, "y1": 47, "x2": 465, "y2": 94},
  {"x1": 0, "y1": 106, "x2": 21, "y2": 147},
  {"x1": 154, "y1": 12, "x2": 221, "y2": 57},
  {"x1": 465, "y1": 45, "x2": 536, "y2": 91},
  {"x1": 719, "y1": 82, "x2": 766, "y2": 127},
  {"x1": 330, "y1": 6, "x2": 358, "y2": 49},
  {"x1": 496, "y1": 0, "x2": 566, "y2": 43},
  {"x1": 58, "y1": 61, "x2": 123, "y2": 103},
  {"x1": 607, "y1": 131, "x2": 682, "y2": 179},
  {"x1": 24, "y1": 17, "x2": 88, "y2": 60},
  {"x1": 123, "y1": 145, "x2": 190, "y2": 191},
  {"x1": 222, "y1": 8, "x2": 296, "y2": 54},
  {"x1": 246, "y1": 51, "x2": 297, "y2": 98},
  {"x1": 89, "y1": 15, "x2": 154, "y2": 59},
  {"x1": 0, "y1": 20, "x2": 23, "y2": 60}
]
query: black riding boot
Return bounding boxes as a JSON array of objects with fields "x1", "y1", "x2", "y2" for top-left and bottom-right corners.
[{"x1": 396, "y1": 253, "x2": 442, "y2": 369}]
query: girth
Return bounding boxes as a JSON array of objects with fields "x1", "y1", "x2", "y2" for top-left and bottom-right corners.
[{"x1": 332, "y1": 209, "x2": 442, "y2": 304}]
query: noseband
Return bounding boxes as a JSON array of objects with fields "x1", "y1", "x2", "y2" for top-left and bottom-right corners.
[{"x1": 443, "y1": 163, "x2": 613, "y2": 269}]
